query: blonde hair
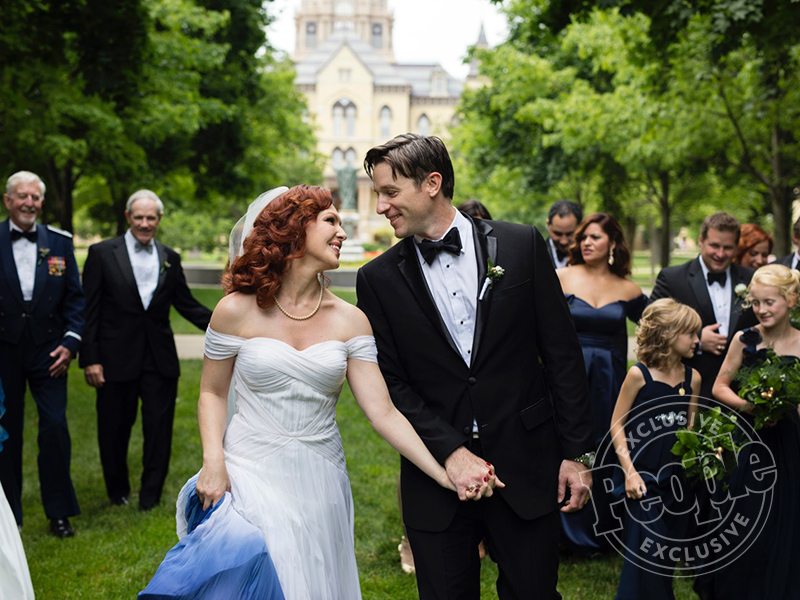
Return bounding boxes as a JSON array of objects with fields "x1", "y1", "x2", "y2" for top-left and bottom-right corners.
[
  {"x1": 743, "y1": 263, "x2": 800, "y2": 307},
  {"x1": 636, "y1": 299, "x2": 702, "y2": 370}
]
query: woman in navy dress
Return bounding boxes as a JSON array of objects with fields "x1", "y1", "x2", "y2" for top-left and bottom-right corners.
[
  {"x1": 608, "y1": 299, "x2": 702, "y2": 600},
  {"x1": 706, "y1": 264, "x2": 800, "y2": 600},
  {"x1": 557, "y1": 213, "x2": 646, "y2": 554}
]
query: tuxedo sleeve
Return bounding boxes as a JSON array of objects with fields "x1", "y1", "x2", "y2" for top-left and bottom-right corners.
[
  {"x1": 648, "y1": 268, "x2": 673, "y2": 305},
  {"x1": 529, "y1": 226, "x2": 593, "y2": 459},
  {"x1": 356, "y1": 268, "x2": 465, "y2": 464},
  {"x1": 169, "y1": 252, "x2": 212, "y2": 331},
  {"x1": 59, "y1": 238, "x2": 85, "y2": 355},
  {"x1": 79, "y1": 244, "x2": 103, "y2": 367}
]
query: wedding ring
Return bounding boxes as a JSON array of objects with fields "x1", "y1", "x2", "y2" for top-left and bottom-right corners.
[{"x1": 717, "y1": 345, "x2": 724, "y2": 351}]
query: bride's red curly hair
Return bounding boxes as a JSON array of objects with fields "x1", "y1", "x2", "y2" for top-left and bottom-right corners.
[{"x1": 222, "y1": 185, "x2": 334, "y2": 309}]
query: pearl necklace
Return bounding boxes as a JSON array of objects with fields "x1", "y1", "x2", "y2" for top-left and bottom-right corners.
[{"x1": 273, "y1": 279, "x2": 325, "y2": 321}]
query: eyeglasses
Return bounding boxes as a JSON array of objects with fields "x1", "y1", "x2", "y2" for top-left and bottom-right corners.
[{"x1": 14, "y1": 192, "x2": 43, "y2": 202}]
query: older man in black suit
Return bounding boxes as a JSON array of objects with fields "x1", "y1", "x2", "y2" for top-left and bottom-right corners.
[
  {"x1": 80, "y1": 190, "x2": 212, "y2": 510},
  {"x1": 649, "y1": 212, "x2": 757, "y2": 399},
  {"x1": 0, "y1": 171, "x2": 84, "y2": 537},
  {"x1": 357, "y1": 134, "x2": 593, "y2": 599}
]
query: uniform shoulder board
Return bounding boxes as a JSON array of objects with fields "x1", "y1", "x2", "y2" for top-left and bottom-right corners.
[{"x1": 46, "y1": 224, "x2": 73, "y2": 238}]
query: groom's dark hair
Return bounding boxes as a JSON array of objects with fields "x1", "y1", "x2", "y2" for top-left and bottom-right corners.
[{"x1": 364, "y1": 133, "x2": 455, "y2": 200}]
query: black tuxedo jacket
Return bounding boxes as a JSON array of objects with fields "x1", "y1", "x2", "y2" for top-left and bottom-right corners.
[
  {"x1": 79, "y1": 236, "x2": 212, "y2": 381},
  {"x1": 649, "y1": 257, "x2": 756, "y2": 399},
  {"x1": 357, "y1": 218, "x2": 593, "y2": 532},
  {"x1": 0, "y1": 219, "x2": 84, "y2": 354},
  {"x1": 774, "y1": 253, "x2": 795, "y2": 268}
]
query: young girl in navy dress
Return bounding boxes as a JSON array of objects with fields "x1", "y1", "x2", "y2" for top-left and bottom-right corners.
[
  {"x1": 707, "y1": 264, "x2": 800, "y2": 599},
  {"x1": 609, "y1": 298, "x2": 702, "y2": 600}
]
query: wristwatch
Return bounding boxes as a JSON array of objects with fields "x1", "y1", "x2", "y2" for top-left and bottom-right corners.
[{"x1": 571, "y1": 451, "x2": 595, "y2": 468}]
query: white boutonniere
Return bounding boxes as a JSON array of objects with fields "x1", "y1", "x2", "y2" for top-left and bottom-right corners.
[
  {"x1": 478, "y1": 258, "x2": 505, "y2": 300},
  {"x1": 734, "y1": 283, "x2": 748, "y2": 302},
  {"x1": 160, "y1": 260, "x2": 171, "y2": 275}
]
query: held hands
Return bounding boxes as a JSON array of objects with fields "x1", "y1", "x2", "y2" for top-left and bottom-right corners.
[
  {"x1": 444, "y1": 446, "x2": 505, "y2": 502},
  {"x1": 558, "y1": 460, "x2": 592, "y2": 512},
  {"x1": 196, "y1": 461, "x2": 231, "y2": 510},
  {"x1": 624, "y1": 469, "x2": 647, "y2": 500},
  {"x1": 49, "y1": 345, "x2": 73, "y2": 378},
  {"x1": 701, "y1": 324, "x2": 727, "y2": 356}
]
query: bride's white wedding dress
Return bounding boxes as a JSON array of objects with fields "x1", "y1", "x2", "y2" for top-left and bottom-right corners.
[{"x1": 141, "y1": 327, "x2": 377, "y2": 599}]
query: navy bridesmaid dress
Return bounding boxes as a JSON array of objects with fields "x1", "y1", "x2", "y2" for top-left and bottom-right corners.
[{"x1": 560, "y1": 293, "x2": 647, "y2": 555}]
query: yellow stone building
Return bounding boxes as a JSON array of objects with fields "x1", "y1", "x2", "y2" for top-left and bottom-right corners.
[{"x1": 292, "y1": 0, "x2": 479, "y2": 242}]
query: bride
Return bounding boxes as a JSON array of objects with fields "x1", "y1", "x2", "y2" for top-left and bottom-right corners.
[{"x1": 140, "y1": 186, "x2": 497, "y2": 599}]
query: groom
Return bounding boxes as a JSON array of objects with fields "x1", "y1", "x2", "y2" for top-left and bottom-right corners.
[{"x1": 357, "y1": 134, "x2": 594, "y2": 599}]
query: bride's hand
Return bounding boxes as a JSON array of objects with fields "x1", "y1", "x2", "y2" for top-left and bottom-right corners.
[
  {"x1": 196, "y1": 461, "x2": 231, "y2": 510},
  {"x1": 439, "y1": 469, "x2": 458, "y2": 492}
]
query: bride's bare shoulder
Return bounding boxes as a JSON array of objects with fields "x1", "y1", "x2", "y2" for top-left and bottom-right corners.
[
  {"x1": 210, "y1": 292, "x2": 257, "y2": 335},
  {"x1": 327, "y1": 293, "x2": 373, "y2": 338}
]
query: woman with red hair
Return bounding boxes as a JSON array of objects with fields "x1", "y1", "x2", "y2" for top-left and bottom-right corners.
[
  {"x1": 142, "y1": 186, "x2": 471, "y2": 599},
  {"x1": 734, "y1": 223, "x2": 773, "y2": 270}
]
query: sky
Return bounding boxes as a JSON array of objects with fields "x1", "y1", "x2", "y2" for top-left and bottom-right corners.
[{"x1": 265, "y1": 0, "x2": 509, "y2": 79}]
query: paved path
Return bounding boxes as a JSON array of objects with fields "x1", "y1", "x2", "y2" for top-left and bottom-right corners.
[{"x1": 176, "y1": 334, "x2": 640, "y2": 361}]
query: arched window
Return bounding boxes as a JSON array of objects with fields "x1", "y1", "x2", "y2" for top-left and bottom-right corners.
[
  {"x1": 345, "y1": 148, "x2": 356, "y2": 167},
  {"x1": 418, "y1": 114, "x2": 430, "y2": 136},
  {"x1": 371, "y1": 23, "x2": 383, "y2": 49},
  {"x1": 380, "y1": 106, "x2": 391, "y2": 138},
  {"x1": 332, "y1": 148, "x2": 344, "y2": 170},
  {"x1": 333, "y1": 99, "x2": 357, "y2": 138},
  {"x1": 345, "y1": 104, "x2": 356, "y2": 137},
  {"x1": 306, "y1": 22, "x2": 317, "y2": 49}
]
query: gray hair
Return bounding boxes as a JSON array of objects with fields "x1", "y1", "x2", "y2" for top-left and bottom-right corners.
[
  {"x1": 126, "y1": 189, "x2": 164, "y2": 215},
  {"x1": 6, "y1": 171, "x2": 45, "y2": 197}
]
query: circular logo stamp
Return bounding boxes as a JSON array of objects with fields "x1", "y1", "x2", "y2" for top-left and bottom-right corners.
[{"x1": 586, "y1": 395, "x2": 775, "y2": 577}]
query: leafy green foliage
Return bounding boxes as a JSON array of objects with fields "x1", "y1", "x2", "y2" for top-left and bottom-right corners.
[
  {"x1": 734, "y1": 348, "x2": 800, "y2": 430},
  {"x1": 670, "y1": 406, "x2": 742, "y2": 483}
]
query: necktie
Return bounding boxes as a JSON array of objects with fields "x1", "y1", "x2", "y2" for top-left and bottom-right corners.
[
  {"x1": 10, "y1": 229, "x2": 37, "y2": 243},
  {"x1": 135, "y1": 241, "x2": 154, "y2": 254},
  {"x1": 419, "y1": 228, "x2": 462, "y2": 265},
  {"x1": 707, "y1": 271, "x2": 726, "y2": 286}
]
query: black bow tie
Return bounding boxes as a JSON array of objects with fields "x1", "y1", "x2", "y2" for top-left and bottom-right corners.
[
  {"x1": 419, "y1": 228, "x2": 462, "y2": 265},
  {"x1": 135, "y1": 241, "x2": 154, "y2": 254},
  {"x1": 10, "y1": 229, "x2": 37, "y2": 243},
  {"x1": 555, "y1": 248, "x2": 567, "y2": 261},
  {"x1": 707, "y1": 271, "x2": 727, "y2": 286}
]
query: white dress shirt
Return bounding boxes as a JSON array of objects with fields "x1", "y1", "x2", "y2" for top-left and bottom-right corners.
[
  {"x1": 125, "y1": 230, "x2": 159, "y2": 310},
  {"x1": 699, "y1": 258, "x2": 731, "y2": 337},
  {"x1": 10, "y1": 221, "x2": 37, "y2": 301},
  {"x1": 414, "y1": 209, "x2": 478, "y2": 367},
  {"x1": 792, "y1": 252, "x2": 799, "y2": 271},
  {"x1": 548, "y1": 237, "x2": 568, "y2": 269}
]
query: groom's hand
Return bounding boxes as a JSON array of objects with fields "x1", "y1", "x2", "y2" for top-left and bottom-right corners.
[
  {"x1": 445, "y1": 446, "x2": 505, "y2": 501},
  {"x1": 558, "y1": 459, "x2": 592, "y2": 512}
]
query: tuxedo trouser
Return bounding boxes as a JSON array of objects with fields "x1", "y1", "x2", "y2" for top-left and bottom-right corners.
[
  {"x1": 406, "y1": 439, "x2": 561, "y2": 600},
  {"x1": 96, "y1": 360, "x2": 177, "y2": 509},
  {"x1": 0, "y1": 334, "x2": 80, "y2": 525}
]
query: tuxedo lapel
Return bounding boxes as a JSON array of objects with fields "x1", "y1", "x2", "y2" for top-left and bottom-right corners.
[
  {"x1": 396, "y1": 238, "x2": 461, "y2": 357},
  {"x1": 153, "y1": 241, "x2": 168, "y2": 302},
  {"x1": 0, "y1": 221, "x2": 24, "y2": 307},
  {"x1": 471, "y1": 218, "x2": 496, "y2": 361},
  {"x1": 112, "y1": 238, "x2": 145, "y2": 309},
  {"x1": 687, "y1": 258, "x2": 716, "y2": 325},
  {"x1": 728, "y1": 265, "x2": 747, "y2": 340},
  {"x1": 30, "y1": 227, "x2": 49, "y2": 308}
]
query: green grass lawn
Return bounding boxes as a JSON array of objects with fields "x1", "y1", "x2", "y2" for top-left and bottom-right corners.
[{"x1": 16, "y1": 364, "x2": 697, "y2": 599}]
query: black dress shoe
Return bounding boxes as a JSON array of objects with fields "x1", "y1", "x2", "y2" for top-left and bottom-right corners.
[
  {"x1": 50, "y1": 517, "x2": 74, "y2": 538},
  {"x1": 110, "y1": 496, "x2": 129, "y2": 506}
]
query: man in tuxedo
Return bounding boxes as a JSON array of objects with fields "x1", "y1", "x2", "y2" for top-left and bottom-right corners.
[
  {"x1": 80, "y1": 190, "x2": 212, "y2": 510},
  {"x1": 357, "y1": 134, "x2": 594, "y2": 599},
  {"x1": 774, "y1": 216, "x2": 800, "y2": 269},
  {"x1": 545, "y1": 200, "x2": 582, "y2": 269},
  {"x1": 0, "y1": 171, "x2": 83, "y2": 537},
  {"x1": 649, "y1": 212, "x2": 757, "y2": 399}
]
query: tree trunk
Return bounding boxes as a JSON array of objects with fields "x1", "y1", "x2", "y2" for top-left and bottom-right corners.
[
  {"x1": 43, "y1": 158, "x2": 75, "y2": 232},
  {"x1": 659, "y1": 171, "x2": 671, "y2": 269},
  {"x1": 770, "y1": 124, "x2": 793, "y2": 256}
]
